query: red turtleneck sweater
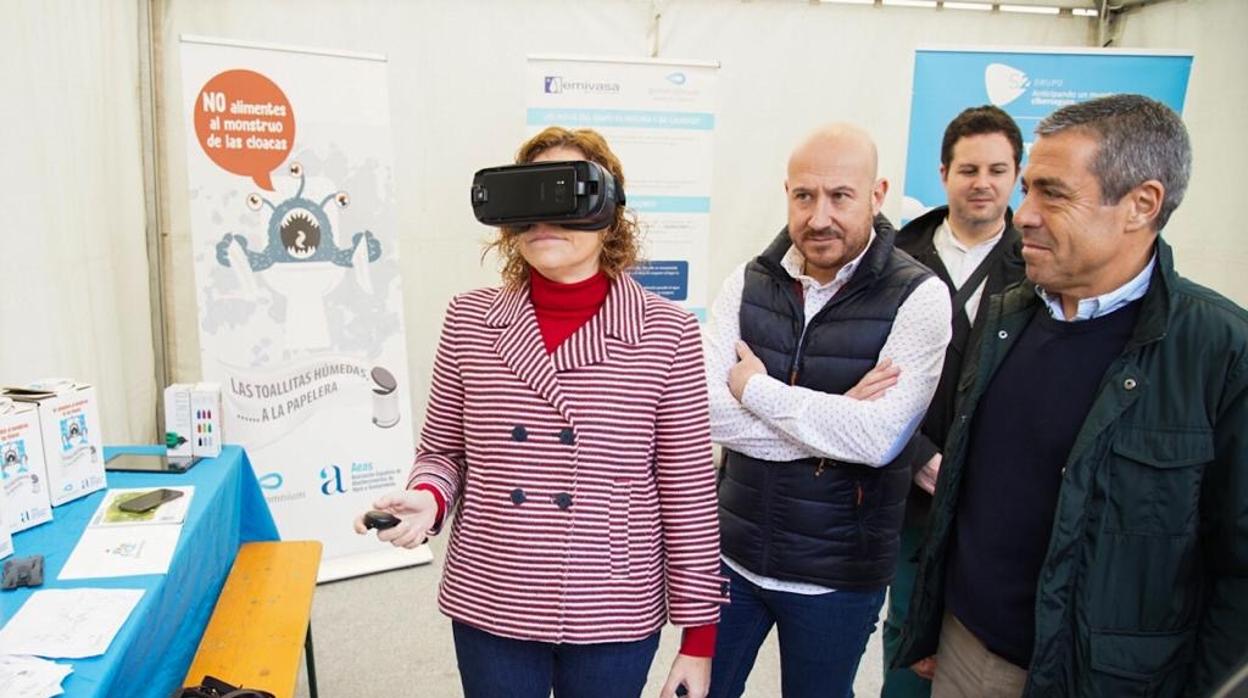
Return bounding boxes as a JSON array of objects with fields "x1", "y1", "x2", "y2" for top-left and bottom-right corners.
[
  {"x1": 417, "y1": 269, "x2": 716, "y2": 657},
  {"x1": 529, "y1": 269, "x2": 611, "y2": 353}
]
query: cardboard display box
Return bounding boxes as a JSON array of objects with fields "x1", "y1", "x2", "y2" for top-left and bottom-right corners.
[
  {"x1": 5, "y1": 380, "x2": 106, "y2": 506},
  {"x1": 0, "y1": 398, "x2": 54, "y2": 532},
  {"x1": 164, "y1": 383, "x2": 195, "y2": 458}
]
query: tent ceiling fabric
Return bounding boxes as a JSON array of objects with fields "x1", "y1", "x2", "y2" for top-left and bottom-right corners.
[
  {"x1": 824, "y1": 0, "x2": 1184, "y2": 9},
  {"x1": 0, "y1": 0, "x2": 156, "y2": 445},
  {"x1": 824, "y1": 0, "x2": 1099, "y2": 7}
]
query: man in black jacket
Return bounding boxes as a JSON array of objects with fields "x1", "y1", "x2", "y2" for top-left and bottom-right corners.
[
  {"x1": 882, "y1": 105, "x2": 1026, "y2": 698},
  {"x1": 898, "y1": 93, "x2": 1248, "y2": 698}
]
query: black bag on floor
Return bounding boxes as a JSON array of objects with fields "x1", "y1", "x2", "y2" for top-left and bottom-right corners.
[{"x1": 171, "y1": 675, "x2": 275, "y2": 698}]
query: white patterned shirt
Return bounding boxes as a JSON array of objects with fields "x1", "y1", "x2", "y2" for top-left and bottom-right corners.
[{"x1": 707, "y1": 232, "x2": 952, "y2": 594}]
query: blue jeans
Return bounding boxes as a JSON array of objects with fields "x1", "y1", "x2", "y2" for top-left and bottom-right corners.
[
  {"x1": 709, "y1": 563, "x2": 886, "y2": 698},
  {"x1": 452, "y1": 620, "x2": 660, "y2": 698}
]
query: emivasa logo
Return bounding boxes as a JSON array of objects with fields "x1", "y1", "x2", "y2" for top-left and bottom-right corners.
[{"x1": 543, "y1": 76, "x2": 621, "y2": 95}]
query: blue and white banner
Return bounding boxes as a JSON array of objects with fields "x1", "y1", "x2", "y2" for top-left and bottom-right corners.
[
  {"x1": 180, "y1": 37, "x2": 429, "y2": 581},
  {"x1": 527, "y1": 55, "x2": 719, "y2": 321},
  {"x1": 902, "y1": 48, "x2": 1193, "y2": 222}
]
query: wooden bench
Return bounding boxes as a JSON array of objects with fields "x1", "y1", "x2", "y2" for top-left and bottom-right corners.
[{"x1": 185, "y1": 540, "x2": 323, "y2": 698}]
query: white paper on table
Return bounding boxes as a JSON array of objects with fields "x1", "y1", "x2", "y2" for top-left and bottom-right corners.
[
  {"x1": 0, "y1": 588, "x2": 144, "y2": 659},
  {"x1": 58, "y1": 525, "x2": 182, "y2": 580},
  {"x1": 0, "y1": 655, "x2": 72, "y2": 698},
  {"x1": 0, "y1": 467, "x2": 12, "y2": 558},
  {"x1": 88, "y1": 487, "x2": 194, "y2": 527}
]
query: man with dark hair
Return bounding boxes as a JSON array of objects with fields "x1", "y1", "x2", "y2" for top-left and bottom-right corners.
[
  {"x1": 882, "y1": 105, "x2": 1027, "y2": 698},
  {"x1": 896, "y1": 93, "x2": 1248, "y2": 697},
  {"x1": 705, "y1": 124, "x2": 952, "y2": 698}
]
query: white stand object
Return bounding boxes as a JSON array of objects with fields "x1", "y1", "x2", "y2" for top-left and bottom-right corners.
[{"x1": 316, "y1": 544, "x2": 433, "y2": 583}]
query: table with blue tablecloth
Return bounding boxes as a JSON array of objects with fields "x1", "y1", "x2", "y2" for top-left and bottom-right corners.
[{"x1": 0, "y1": 445, "x2": 278, "y2": 697}]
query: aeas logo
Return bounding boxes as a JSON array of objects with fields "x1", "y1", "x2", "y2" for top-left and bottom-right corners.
[
  {"x1": 985, "y1": 63, "x2": 1029, "y2": 106},
  {"x1": 319, "y1": 464, "x2": 346, "y2": 495}
]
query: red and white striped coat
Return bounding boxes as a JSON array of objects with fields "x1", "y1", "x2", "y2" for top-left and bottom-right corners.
[{"x1": 409, "y1": 273, "x2": 728, "y2": 644}]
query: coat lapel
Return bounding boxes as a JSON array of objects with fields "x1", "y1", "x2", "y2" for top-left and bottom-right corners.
[
  {"x1": 550, "y1": 273, "x2": 645, "y2": 373},
  {"x1": 485, "y1": 284, "x2": 574, "y2": 424}
]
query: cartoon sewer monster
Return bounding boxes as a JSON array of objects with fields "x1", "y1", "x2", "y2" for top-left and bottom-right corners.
[
  {"x1": 60, "y1": 415, "x2": 91, "y2": 453},
  {"x1": 1, "y1": 442, "x2": 27, "y2": 481},
  {"x1": 215, "y1": 162, "x2": 380, "y2": 271},
  {"x1": 59, "y1": 414, "x2": 98, "y2": 466},
  {"x1": 215, "y1": 162, "x2": 382, "y2": 349}
]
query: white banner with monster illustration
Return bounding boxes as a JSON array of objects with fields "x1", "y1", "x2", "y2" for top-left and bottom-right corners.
[{"x1": 179, "y1": 36, "x2": 428, "y2": 581}]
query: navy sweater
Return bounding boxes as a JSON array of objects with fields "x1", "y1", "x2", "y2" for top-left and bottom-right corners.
[{"x1": 947, "y1": 299, "x2": 1142, "y2": 668}]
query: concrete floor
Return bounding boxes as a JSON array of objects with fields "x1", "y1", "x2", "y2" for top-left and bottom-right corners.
[{"x1": 292, "y1": 533, "x2": 886, "y2": 697}]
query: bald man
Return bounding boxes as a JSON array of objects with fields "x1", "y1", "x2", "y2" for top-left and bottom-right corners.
[{"x1": 705, "y1": 124, "x2": 952, "y2": 698}]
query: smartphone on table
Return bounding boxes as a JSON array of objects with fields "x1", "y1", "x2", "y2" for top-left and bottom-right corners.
[{"x1": 118, "y1": 488, "x2": 185, "y2": 513}]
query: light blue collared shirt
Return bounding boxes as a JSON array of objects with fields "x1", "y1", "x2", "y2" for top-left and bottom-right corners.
[{"x1": 1037, "y1": 254, "x2": 1156, "y2": 321}]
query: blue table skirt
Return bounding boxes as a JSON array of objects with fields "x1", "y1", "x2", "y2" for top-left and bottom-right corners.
[{"x1": 0, "y1": 445, "x2": 279, "y2": 697}]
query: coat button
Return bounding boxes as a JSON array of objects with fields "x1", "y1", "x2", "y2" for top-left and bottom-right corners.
[
  {"x1": 720, "y1": 581, "x2": 730, "y2": 597},
  {"x1": 552, "y1": 492, "x2": 573, "y2": 510},
  {"x1": 1123, "y1": 378, "x2": 1137, "y2": 391},
  {"x1": 510, "y1": 488, "x2": 527, "y2": 505},
  {"x1": 511, "y1": 425, "x2": 528, "y2": 442},
  {"x1": 998, "y1": 330, "x2": 1009, "y2": 339},
  {"x1": 559, "y1": 428, "x2": 575, "y2": 445}
]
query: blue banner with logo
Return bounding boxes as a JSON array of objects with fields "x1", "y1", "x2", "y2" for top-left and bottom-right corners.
[{"x1": 901, "y1": 48, "x2": 1192, "y2": 222}]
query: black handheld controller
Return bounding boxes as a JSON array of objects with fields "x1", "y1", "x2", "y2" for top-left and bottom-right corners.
[{"x1": 363, "y1": 510, "x2": 401, "y2": 531}]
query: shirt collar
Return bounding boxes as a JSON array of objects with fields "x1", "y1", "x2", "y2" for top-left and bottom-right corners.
[
  {"x1": 781, "y1": 229, "x2": 878, "y2": 290},
  {"x1": 1037, "y1": 253, "x2": 1156, "y2": 322},
  {"x1": 934, "y1": 218, "x2": 1005, "y2": 254}
]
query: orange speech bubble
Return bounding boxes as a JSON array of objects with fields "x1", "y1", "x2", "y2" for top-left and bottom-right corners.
[{"x1": 193, "y1": 70, "x2": 295, "y2": 191}]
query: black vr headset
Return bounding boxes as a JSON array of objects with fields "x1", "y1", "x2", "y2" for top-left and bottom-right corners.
[{"x1": 470, "y1": 160, "x2": 625, "y2": 230}]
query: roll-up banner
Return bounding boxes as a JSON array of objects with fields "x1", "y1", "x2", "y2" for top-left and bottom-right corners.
[
  {"x1": 179, "y1": 36, "x2": 429, "y2": 581},
  {"x1": 527, "y1": 55, "x2": 719, "y2": 321}
]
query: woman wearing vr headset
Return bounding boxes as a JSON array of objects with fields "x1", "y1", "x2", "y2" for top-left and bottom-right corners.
[{"x1": 356, "y1": 127, "x2": 727, "y2": 698}]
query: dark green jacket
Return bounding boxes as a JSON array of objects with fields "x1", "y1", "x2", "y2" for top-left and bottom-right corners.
[{"x1": 895, "y1": 238, "x2": 1248, "y2": 697}]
